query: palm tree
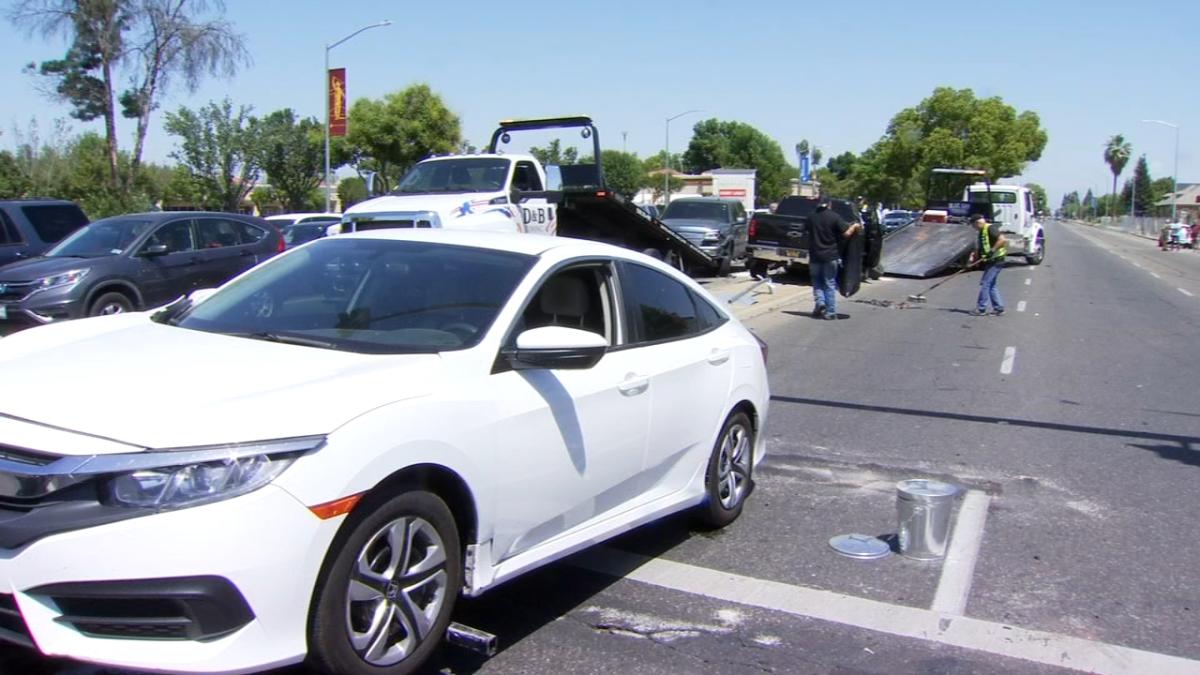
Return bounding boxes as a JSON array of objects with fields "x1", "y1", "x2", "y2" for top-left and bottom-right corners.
[{"x1": 1103, "y1": 135, "x2": 1132, "y2": 217}]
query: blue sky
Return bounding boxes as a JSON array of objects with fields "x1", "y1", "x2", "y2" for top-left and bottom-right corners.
[{"x1": 0, "y1": 0, "x2": 1195, "y2": 206}]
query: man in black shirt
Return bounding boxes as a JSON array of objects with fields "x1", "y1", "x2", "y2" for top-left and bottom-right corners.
[{"x1": 809, "y1": 199, "x2": 862, "y2": 319}]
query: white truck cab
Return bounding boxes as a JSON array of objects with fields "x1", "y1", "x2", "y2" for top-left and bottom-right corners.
[
  {"x1": 967, "y1": 183, "x2": 1045, "y2": 265},
  {"x1": 333, "y1": 154, "x2": 557, "y2": 236}
]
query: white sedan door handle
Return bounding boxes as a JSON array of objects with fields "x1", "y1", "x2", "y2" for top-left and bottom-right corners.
[
  {"x1": 618, "y1": 373, "x2": 650, "y2": 397},
  {"x1": 706, "y1": 348, "x2": 731, "y2": 366}
]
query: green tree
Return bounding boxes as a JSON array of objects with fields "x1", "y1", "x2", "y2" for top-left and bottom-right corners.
[
  {"x1": 249, "y1": 186, "x2": 279, "y2": 214},
  {"x1": 1024, "y1": 183, "x2": 1048, "y2": 213},
  {"x1": 1059, "y1": 191, "x2": 1079, "y2": 218},
  {"x1": 256, "y1": 108, "x2": 323, "y2": 211},
  {"x1": 598, "y1": 149, "x2": 645, "y2": 200},
  {"x1": 163, "y1": 98, "x2": 259, "y2": 211},
  {"x1": 337, "y1": 176, "x2": 368, "y2": 209},
  {"x1": 682, "y1": 118, "x2": 792, "y2": 204},
  {"x1": 528, "y1": 139, "x2": 578, "y2": 166},
  {"x1": 642, "y1": 151, "x2": 682, "y2": 203},
  {"x1": 1150, "y1": 176, "x2": 1175, "y2": 213},
  {"x1": 852, "y1": 87, "x2": 1047, "y2": 206},
  {"x1": 9, "y1": 0, "x2": 248, "y2": 190},
  {"x1": 0, "y1": 151, "x2": 31, "y2": 197},
  {"x1": 1102, "y1": 134, "x2": 1131, "y2": 217},
  {"x1": 1082, "y1": 188, "x2": 1096, "y2": 219},
  {"x1": 343, "y1": 84, "x2": 461, "y2": 192},
  {"x1": 1131, "y1": 155, "x2": 1152, "y2": 216}
]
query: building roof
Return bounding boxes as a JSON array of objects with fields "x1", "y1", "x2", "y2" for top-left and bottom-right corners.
[{"x1": 1155, "y1": 183, "x2": 1200, "y2": 207}]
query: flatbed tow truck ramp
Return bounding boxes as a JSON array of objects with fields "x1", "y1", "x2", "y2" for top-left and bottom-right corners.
[{"x1": 488, "y1": 116, "x2": 722, "y2": 274}]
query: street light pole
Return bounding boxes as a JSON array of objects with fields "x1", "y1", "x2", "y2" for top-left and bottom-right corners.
[
  {"x1": 664, "y1": 109, "x2": 701, "y2": 206},
  {"x1": 1142, "y1": 119, "x2": 1180, "y2": 223},
  {"x1": 324, "y1": 20, "x2": 391, "y2": 214}
]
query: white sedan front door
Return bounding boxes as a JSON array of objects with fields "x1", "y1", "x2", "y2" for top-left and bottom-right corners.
[{"x1": 486, "y1": 267, "x2": 649, "y2": 561}]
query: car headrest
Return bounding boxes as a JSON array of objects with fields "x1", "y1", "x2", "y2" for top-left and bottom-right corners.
[{"x1": 539, "y1": 276, "x2": 589, "y2": 318}]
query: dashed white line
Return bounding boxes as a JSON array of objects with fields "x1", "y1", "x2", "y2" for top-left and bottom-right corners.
[
  {"x1": 931, "y1": 490, "x2": 992, "y2": 617},
  {"x1": 1180, "y1": 288, "x2": 1195, "y2": 297},
  {"x1": 1024, "y1": 278, "x2": 1032, "y2": 286},
  {"x1": 1151, "y1": 272, "x2": 1162, "y2": 279},
  {"x1": 1000, "y1": 346, "x2": 1016, "y2": 375},
  {"x1": 1016, "y1": 301, "x2": 1027, "y2": 312},
  {"x1": 573, "y1": 547, "x2": 1200, "y2": 675}
]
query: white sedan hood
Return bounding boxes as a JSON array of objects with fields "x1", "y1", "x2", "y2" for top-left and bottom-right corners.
[{"x1": 0, "y1": 316, "x2": 442, "y2": 452}]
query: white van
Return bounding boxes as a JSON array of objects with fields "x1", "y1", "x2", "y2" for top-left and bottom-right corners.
[{"x1": 967, "y1": 184, "x2": 1045, "y2": 265}]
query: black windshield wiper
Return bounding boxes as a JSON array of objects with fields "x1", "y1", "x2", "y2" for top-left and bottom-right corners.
[{"x1": 237, "y1": 332, "x2": 340, "y2": 350}]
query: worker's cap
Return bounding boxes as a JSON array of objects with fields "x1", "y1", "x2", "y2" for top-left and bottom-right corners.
[{"x1": 970, "y1": 213, "x2": 987, "y2": 224}]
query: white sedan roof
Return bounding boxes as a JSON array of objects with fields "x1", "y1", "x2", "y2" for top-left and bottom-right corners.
[{"x1": 335, "y1": 228, "x2": 625, "y2": 259}]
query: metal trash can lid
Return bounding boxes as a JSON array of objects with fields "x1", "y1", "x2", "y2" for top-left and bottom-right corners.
[
  {"x1": 829, "y1": 534, "x2": 892, "y2": 560},
  {"x1": 896, "y1": 479, "x2": 959, "y2": 502}
]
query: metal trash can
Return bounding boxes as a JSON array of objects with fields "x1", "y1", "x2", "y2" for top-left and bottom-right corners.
[{"x1": 896, "y1": 479, "x2": 959, "y2": 560}]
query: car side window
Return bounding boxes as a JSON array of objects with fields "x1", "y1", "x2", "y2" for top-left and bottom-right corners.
[
  {"x1": 692, "y1": 290, "x2": 728, "y2": 331},
  {"x1": 512, "y1": 161, "x2": 544, "y2": 192},
  {"x1": 619, "y1": 262, "x2": 700, "y2": 344},
  {"x1": 234, "y1": 221, "x2": 267, "y2": 244},
  {"x1": 195, "y1": 218, "x2": 242, "y2": 248},
  {"x1": 517, "y1": 265, "x2": 611, "y2": 341},
  {"x1": 0, "y1": 212, "x2": 19, "y2": 245},
  {"x1": 20, "y1": 204, "x2": 87, "y2": 243},
  {"x1": 148, "y1": 220, "x2": 196, "y2": 254}
]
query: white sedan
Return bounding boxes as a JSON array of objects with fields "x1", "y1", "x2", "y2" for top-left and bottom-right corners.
[{"x1": 0, "y1": 230, "x2": 770, "y2": 675}]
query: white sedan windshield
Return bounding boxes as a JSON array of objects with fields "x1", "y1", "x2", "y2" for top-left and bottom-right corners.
[{"x1": 174, "y1": 238, "x2": 535, "y2": 353}]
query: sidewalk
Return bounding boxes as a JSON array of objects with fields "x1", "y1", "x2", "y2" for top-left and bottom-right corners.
[{"x1": 702, "y1": 272, "x2": 809, "y2": 322}]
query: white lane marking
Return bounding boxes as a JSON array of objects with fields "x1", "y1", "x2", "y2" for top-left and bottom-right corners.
[
  {"x1": 1132, "y1": 262, "x2": 1143, "y2": 268},
  {"x1": 1016, "y1": 301, "x2": 1027, "y2": 312},
  {"x1": 1024, "y1": 278, "x2": 1032, "y2": 286},
  {"x1": 1000, "y1": 347, "x2": 1016, "y2": 375},
  {"x1": 1151, "y1": 272, "x2": 1162, "y2": 279},
  {"x1": 931, "y1": 491, "x2": 991, "y2": 616},
  {"x1": 1180, "y1": 288, "x2": 1195, "y2": 297},
  {"x1": 573, "y1": 548, "x2": 1200, "y2": 675}
]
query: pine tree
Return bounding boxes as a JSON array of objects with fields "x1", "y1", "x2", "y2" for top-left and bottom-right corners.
[{"x1": 1131, "y1": 155, "x2": 1152, "y2": 216}]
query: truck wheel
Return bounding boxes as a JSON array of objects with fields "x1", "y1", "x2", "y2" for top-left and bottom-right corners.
[
  {"x1": 715, "y1": 256, "x2": 731, "y2": 277},
  {"x1": 749, "y1": 259, "x2": 769, "y2": 280},
  {"x1": 1025, "y1": 237, "x2": 1045, "y2": 265}
]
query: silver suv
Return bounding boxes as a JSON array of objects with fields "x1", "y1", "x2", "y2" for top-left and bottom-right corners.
[{"x1": 660, "y1": 197, "x2": 749, "y2": 275}]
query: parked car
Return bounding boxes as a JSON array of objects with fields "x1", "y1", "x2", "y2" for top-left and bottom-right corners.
[
  {"x1": 881, "y1": 210, "x2": 916, "y2": 233},
  {"x1": 0, "y1": 230, "x2": 769, "y2": 675},
  {"x1": 281, "y1": 222, "x2": 333, "y2": 248},
  {"x1": 0, "y1": 198, "x2": 89, "y2": 267},
  {"x1": 660, "y1": 197, "x2": 749, "y2": 275},
  {"x1": 0, "y1": 211, "x2": 283, "y2": 330},
  {"x1": 264, "y1": 212, "x2": 342, "y2": 228}
]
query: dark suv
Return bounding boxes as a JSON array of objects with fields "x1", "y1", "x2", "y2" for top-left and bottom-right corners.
[
  {"x1": 0, "y1": 199, "x2": 89, "y2": 267},
  {"x1": 660, "y1": 197, "x2": 749, "y2": 275},
  {"x1": 0, "y1": 211, "x2": 282, "y2": 331}
]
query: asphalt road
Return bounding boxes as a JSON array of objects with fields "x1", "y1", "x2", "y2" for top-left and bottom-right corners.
[{"x1": 4, "y1": 220, "x2": 1199, "y2": 674}]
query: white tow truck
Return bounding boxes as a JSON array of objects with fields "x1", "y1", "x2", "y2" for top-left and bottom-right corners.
[
  {"x1": 967, "y1": 183, "x2": 1045, "y2": 265},
  {"x1": 331, "y1": 116, "x2": 724, "y2": 274},
  {"x1": 334, "y1": 154, "x2": 558, "y2": 235}
]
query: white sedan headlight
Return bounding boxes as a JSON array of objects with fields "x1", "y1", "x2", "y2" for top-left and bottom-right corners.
[{"x1": 101, "y1": 436, "x2": 324, "y2": 510}]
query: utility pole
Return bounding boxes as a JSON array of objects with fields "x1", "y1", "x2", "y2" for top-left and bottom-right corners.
[{"x1": 324, "y1": 20, "x2": 391, "y2": 213}]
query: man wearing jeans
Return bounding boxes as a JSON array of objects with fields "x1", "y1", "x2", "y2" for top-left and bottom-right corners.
[
  {"x1": 809, "y1": 199, "x2": 862, "y2": 320},
  {"x1": 969, "y1": 213, "x2": 1008, "y2": 315}
]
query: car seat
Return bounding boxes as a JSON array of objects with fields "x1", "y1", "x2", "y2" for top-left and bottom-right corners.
[{"x1": 538, "y1": 275, "x2": 589, "y2": 328}]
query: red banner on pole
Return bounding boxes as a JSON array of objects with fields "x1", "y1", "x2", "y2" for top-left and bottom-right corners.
[{"x1": 328, "y1": 68, "x2": 347, "y2": 137}]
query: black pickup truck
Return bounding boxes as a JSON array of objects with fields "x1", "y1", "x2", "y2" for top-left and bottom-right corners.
[{"x1": 746, "y1": 196, "x2": 882, "y2": 289}]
